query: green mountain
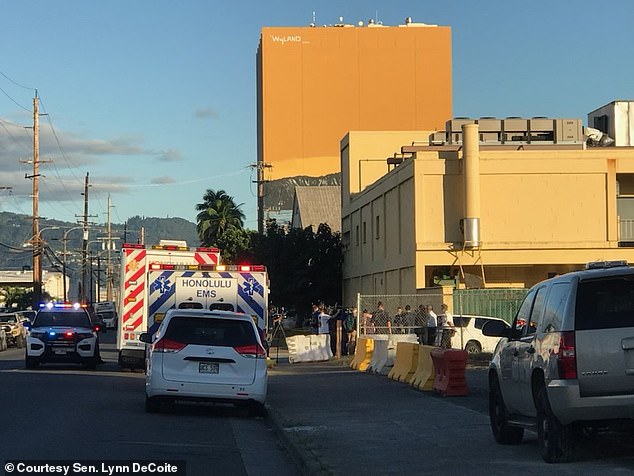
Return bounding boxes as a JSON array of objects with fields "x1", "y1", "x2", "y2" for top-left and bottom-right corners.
[{"x1": 0, "y1": 212, "x2": 200, "y2": 271}]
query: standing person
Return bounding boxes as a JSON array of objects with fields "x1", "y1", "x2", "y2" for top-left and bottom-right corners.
[
  {"x1": 393, "y1": 306, "x2": 405, "y2": 334},
  {"x1": 403, "y1": 304, "x2": 415, "y2": 334},
  {"x1": 344, "y1": 307, "x2": 358, "y2": 355},
  {"x1": 372, "y1": 301, "x2": 392, "y2": 334},
  {"x1": 361, "y1": 309, "x2": 374, "y2": 335},
  {"x1": 426, "y1": 305, "x2": 438, "y2": 346},
  {"x1": 317, "y1": 305, "x2": 331, "y2": 335},
  {"x1": 437, "y1": 303, "x2": 455, "y2": 348}
]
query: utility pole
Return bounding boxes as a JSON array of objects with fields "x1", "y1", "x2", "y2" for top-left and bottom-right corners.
[
  {"x1": 252, "y1": 161, "x2": 271, "y2": 234},
  {"x1": 79, "y1": 173, "x2": 93, "y2": 304},
  {"x1": 31, "y1": 94, "x2": 41, "y2": 307},
  {"x1": 106, "y1": 193, "x2": 115, "y2": 301}
]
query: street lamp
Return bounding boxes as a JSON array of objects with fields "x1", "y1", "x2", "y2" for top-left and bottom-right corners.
[
  {"x1": 29, "y1": 225, "x2": 60, "y2": 306},
  {"x1": 61, "y1": 226, "x2": 87, "y2": 302}
]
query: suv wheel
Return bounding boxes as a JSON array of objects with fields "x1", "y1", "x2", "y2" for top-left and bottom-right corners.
[
  {"x1": 83, "y1": 357, "x2": 98, "y2": 370},
  {"x1": 25, "y1": 355, "x2": 40, "y2": 369},
  {"x1": 465, "y1": 340, "x2": 482, "y2": 354},
  {"x1": 489, "y1": 375, "x2": 524, "y2": 444},
  {"x1": 537, "y1": 387, "x2": 574, "y2": 463}
]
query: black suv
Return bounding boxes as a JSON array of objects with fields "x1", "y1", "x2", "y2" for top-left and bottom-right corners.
[{"x1": 25, "y1": 303, "x2": 101, "y2": 369}]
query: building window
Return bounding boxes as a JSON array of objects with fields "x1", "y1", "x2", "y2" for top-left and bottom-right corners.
[
  {"x1": 363, "y1": 221, "x2": 367, "y2": 244},
  {"x1": 355, "y1": 225, "x2": 359, "y2": 246},
  {"x1": 375, "y1": 216, "x2": 380, "y2": 240}
]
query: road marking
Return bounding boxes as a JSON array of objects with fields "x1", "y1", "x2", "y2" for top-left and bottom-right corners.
[
  {"x1": 0, "y1": 369, "x2": 144, "y2": 378},
  {"x1": 119, "y1": 441, "x2": 227, "y2": 449}
]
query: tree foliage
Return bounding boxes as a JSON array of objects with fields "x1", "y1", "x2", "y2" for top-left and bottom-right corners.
[
  {"x1": 1, "y1": 287, "x2": 50, "y2": 310},
  {"x1": 194, "y1": 189, "x2": 342, "y2": 320},
  {"x1": 248, "y1": 221, "x2": 342, "y2": 321},
  {"x1": 196, "y1": 189, "x2": 245, "y2": 248}
]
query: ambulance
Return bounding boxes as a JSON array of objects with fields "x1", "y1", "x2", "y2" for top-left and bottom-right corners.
[
  {"x1": 146, "y1": 263, "x2": 269, "y2": 333},
  {"x1": 117, "y1": 240, "x2": 221, "y2": 369}
]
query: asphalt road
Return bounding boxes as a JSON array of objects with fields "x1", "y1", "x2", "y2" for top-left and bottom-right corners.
[{"x1": 0, "y1": 331, "x2": 296, "y2": 476}]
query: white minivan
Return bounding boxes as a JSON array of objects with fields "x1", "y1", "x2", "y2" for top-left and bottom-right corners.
[{"x1": 140, "y1": 309, "x2": 268, "y2": 416}]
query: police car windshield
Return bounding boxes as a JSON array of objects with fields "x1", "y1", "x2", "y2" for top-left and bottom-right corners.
[{"x1": 34, "y1": 311, "x2": 92, "y2": 328}]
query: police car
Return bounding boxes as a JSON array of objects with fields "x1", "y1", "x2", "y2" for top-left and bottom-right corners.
[{"x1": 25, "y1": 302, "x2": 101, "y2": 369}]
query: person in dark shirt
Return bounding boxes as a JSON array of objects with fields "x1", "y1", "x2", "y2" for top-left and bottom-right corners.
[{"x1": 372, "y1": 301, "x2": 392, "y2": 334}]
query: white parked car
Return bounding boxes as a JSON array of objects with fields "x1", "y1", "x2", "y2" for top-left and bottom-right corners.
[
  {"x1": 451, "y1": 314, "x2": 510, "y2": 354},
  {"x1": 140, "y1": 309, "x2": 268, "y2": 416}
]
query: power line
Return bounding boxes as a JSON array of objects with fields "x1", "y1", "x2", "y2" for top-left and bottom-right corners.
[
  {"x1": 0, "y1": 71, "x2": 35, "y2": 91},
  {"x1": 0, "y1": 84, "x2": 31, "y2": 112}
]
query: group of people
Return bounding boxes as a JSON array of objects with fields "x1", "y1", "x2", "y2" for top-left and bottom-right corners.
[
  {"x1": 360, "y1": 301, "x2": 455, "y2": 348},
  {"x1": 305, "y1": 300, "x2": 455, "y2": 355},
  {"x1": 311, "y1": 303, "x2": 358, "y2": 356}
]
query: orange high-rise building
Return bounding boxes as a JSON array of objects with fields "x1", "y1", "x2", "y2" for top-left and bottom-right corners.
[{"x1": 256, "y1": 19, "x2": 452, "y2": 229}]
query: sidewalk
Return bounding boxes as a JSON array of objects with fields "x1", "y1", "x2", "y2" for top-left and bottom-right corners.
[{"x1": 265, "y1": 350, "x2": 492, "y2": 476}]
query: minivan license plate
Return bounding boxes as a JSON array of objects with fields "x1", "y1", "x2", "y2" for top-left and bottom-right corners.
[{"x1": 199, "y1": 362, "x2": 219, "y2": 374}]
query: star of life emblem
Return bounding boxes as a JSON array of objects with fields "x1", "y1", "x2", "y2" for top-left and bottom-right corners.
[
  {"x1": 242, "y1": 277, "x2": 263, "y2": 296},
  {"x1": 151, "y1": 275, "x2": 173, "y2": 295}
]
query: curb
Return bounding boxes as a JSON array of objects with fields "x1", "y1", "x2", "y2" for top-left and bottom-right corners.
[{"x1": 265, "y1": 404, "x2": 333, "y2": 476}]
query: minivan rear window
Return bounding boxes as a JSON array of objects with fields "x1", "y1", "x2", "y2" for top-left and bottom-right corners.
[
  {"x1": 164, "y1": 316, "x2": 256, "y2": 347},
  {"x1": 575, "y1": 276, "x2": 634, "y2": 330}
]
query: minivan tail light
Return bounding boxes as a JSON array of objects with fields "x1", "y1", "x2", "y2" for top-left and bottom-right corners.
[
  {"x1": 234, "y1": 344, "x2": 266, "y2": 359},
  {"x1": 153, "y1": 338, "x2": 186, "y2": 353},
  {"x1": 557, "y1": 331, "x2": 577, "y2": 379}
]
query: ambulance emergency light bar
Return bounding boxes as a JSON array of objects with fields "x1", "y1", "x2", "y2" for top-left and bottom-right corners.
[
  {"x1": 148, "y1": 263, "x2": 266, "y2": 272},
  {"x1": 121, "y1": 243, "x2": 219, "y2": 253}
]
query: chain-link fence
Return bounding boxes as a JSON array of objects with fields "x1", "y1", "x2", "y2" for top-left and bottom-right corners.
[{"x1": 356, "y1": 288, "x2": 528, "y2": 350}]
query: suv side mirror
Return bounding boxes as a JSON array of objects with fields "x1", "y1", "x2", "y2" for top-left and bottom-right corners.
[
  {"x1": 139, "y1": 332, "x2": 153, "y2": 344},
  {"x1": 482, "y1": 319, "x2": 512, "y2": 338}
]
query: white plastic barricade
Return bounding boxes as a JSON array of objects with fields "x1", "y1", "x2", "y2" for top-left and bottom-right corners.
[
  {"x1": 368, "y1": 336, "x2": 389, "y2": 373},
  {"x1": 286, "y1": 334, "x2": 332, "y2": 363},
  {"x1": 310, "y1": 334, "x2": 333, "y2": 361},
  {"x1": 286, "y1": 335, "x2": 309, "y2": 364}
]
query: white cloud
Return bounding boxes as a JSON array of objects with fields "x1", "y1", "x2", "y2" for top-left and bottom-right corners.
[
  {"x1": 195, "y1": 107, "x2": 219, "y2": 119},
  {"x1": 151, "y1": 176, "x2": 176, "y2": 185},
  {"x1": 158, "y1": 149, "x2": 182, "y2": 162}
]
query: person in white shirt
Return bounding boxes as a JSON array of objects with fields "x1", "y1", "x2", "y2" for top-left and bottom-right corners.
[
  {"x1": 436, "y1": 303, "x2": 455, "y2": 348},
  {"x1": 318, "y1": 306, "x2": 331, "y2": 335},
  {"x1": 426, "y1": 304, "x2": 438, "y2": 346}
]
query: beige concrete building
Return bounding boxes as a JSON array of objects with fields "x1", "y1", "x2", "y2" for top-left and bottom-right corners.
[{"x1": 341, "y1": 123, "x2": 634, "y2": 305}]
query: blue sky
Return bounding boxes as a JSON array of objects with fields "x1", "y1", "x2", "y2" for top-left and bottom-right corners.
[{"x1": 1, "y1": 1, "x2": 632, "y2": 231}]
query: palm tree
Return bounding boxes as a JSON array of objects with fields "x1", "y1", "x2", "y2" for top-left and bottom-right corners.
[{"x1": 196, "y1": 189, "x2": 245, "y2": 247}]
